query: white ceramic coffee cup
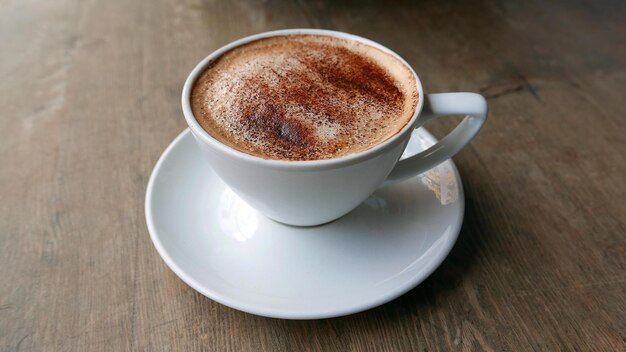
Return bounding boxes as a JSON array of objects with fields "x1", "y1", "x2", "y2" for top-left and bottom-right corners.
[{"x1": 182, "y1": 29, "x2": 487, "y2": 226}]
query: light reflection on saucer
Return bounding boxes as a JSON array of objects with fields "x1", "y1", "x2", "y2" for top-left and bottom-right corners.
[
  {"x1": 218, "y1": 187, "x2": 259, "y2": 242},
  {"x1": 402, "y1": 128, "x2": 459, "y2": 205},
  {"x1": 363, "y1": 194, "x2": 388, "y2": 209}
]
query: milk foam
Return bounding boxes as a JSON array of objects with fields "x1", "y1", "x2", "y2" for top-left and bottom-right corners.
[{"x1": 191, "y1": 35, "x2": 418, "y2": 160}]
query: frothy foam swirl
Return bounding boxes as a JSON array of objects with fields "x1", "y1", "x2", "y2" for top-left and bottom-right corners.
[{"x1": 191, "y1": 34, "x2": 419, "y2": 161}]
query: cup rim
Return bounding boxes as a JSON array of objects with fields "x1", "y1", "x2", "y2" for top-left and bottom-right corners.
[{"x1": 181, "y1": 28, "x2": 425, "y2": 170}]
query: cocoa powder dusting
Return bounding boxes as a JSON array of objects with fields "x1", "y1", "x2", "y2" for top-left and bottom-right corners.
[{"x1": 190, "y1": 34, "x2": 418, "y2": 160}]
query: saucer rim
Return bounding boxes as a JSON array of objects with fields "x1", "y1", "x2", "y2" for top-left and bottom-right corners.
[{"x1": 145, "y1": 128, "x2": 464, "y2": 319}]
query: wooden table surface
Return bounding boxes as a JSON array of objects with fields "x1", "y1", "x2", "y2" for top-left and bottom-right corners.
[{"x1": 2, "y1": 0, "x2": 624, "y2": 350}]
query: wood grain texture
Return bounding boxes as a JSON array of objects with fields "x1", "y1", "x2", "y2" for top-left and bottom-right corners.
[{"x1": 1, "y1": 0, "x2": 624, "y2": 350}]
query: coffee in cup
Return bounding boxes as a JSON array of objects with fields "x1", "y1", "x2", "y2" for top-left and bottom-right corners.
[
  {"x1": 190, "y1": 34, "x2": 419, "y2": 161},
  {"x1": 183, "y1": 29, "x2": 487, "y2": 226}
]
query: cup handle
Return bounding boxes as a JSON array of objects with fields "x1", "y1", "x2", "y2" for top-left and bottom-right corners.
[{"x1": 383, "y1": 92, "x2": 488, "y2": 186}]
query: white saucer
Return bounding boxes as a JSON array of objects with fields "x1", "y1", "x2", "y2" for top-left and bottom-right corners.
[{"x1": 145, "y1": 128, "x2": 464, "y2": 319}]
